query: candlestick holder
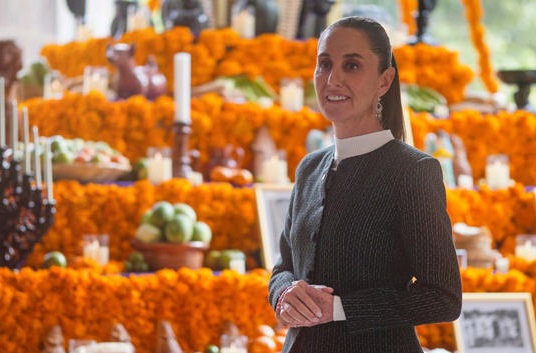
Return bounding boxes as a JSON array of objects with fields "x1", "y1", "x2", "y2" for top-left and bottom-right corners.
[
  {"x1": 497, "y1": 69, "x2": 536, "y2": 111},
  {"x1": 0, "y1": 148, "x2": 55, "y2": 269},
  {"x1": 407, "y1": 0, "x2": 438, "y2": 45},
  {"x1": 172, "y1": 121, "x2": 192, "y2": 179}
]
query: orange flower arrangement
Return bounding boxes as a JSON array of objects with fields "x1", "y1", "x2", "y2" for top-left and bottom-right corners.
[
  {"x1": 26, "y1": 179, "x2": 261, "y2": 268},
  {"x1": 410, "y1": 108, "x2": 536, "y2": 185},
  {"x1": 459, "y1": 0, "x2": 499, "y2": 93},
  {"x1": 4, "y1": 264, "x2": 536, "y2": 353},
  {"x1": 0, "y1": 267, "x2": 275, "y2": 353},
  {"x1": 393, "y1": 44, "x2": 475, "y2": 103},
  {"x1": 22, "y1": 92, "x2": 329, "y2": 182}
]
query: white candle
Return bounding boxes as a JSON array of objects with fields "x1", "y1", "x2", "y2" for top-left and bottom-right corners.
[
  {"x1": 173, "y1": 53, "x2": 191, "y2": 124},
  {"x1": 515, "y1": 240, "x2": 536, "y2": 261},
  {"x1": 45, "y1": 138, "x2": 53, "y2": 202},
  {"x1": 22, "y1": 107, "x2": 31, "y2": 174},
  {"x1": 261, "y1": 154, "x2": 289, "y2": 184},
  {"x1": 147, "y1": 152, "x2": 172, "y2": 184},
  {"x1": 232, "y1": 9, "x2": 255, "y2": 38},
  {"x1": 280, "y1": 79, "x2": 304, "y2": 112},
  {"x1": 83, "y1": 235, "x2": 100, "y2": 261},
  {"x1": 495, "y1": 257, "x2": 509, "y2": 274},
  {"x1": 83, "y1": 67, "x2": 108, "y2": 95},
  {"x1": 0, "y1": 77, "x2": 5, "y2": 146},
  {"x1": 32, "y1": 126, "x2": 42, "y2": 187},
  {"x1": 485, "y1": 160, "x2": 510, "y2": 189},
  {"x1": 11, "y1": 100, "x2": 18, "y2": 157}
]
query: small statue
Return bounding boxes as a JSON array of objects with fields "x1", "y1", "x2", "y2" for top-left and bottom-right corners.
[
  {"x1": 450, "y1": 134, "x2": 473, "y2": 183},
  {"x1": 41, "y1": 325, "x2": 66, "y2": 353},
  {"x1": 297, "y1": 0, "x2": 335, "y2": 39},
  {"x1": 106, "y1": 42, "x2": 167, "y2": 100},
  {"x1": 156, "y1": 320, "x2": 183, "y2": 353}
]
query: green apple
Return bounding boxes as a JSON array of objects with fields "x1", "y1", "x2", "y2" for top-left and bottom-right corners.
[
  {"x1": 43, "y1": 251, "x2": 67, "y2": 269},
  {"x1": 149, "y1": 201, "x2": 175, "y2": 227},
  {"x1": 140, "y1": 209, "x2": 152, "y2": 224},
  {"x1": 165, "y1": 214, "x2": 194, "y2": 243},
  {"x1": 53, "y1": 151, "x2": 74, "y2": 164},
  {"x1": 173, "y1": 202, "x2": 197, "y2": 222},
  {"x1": 133, "y1": 158, "x2": 149, "y2": 180},
  {"x1": 135, "y1": 223, "x2": 162, "y2": 243},
  {"x1": 191, "y1": 221, "x2": 212, "y2": 243},
  {"x1": 219, "y1": 249, "x2": 246, "y2": 269}
]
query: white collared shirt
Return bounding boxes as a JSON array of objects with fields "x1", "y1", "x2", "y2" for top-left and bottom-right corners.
[{"x1": 334, "y1": 129, "x2": 395, "y2": 166}]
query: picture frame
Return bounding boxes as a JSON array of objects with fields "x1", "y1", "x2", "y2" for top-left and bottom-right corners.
[
  {"x1": 454, "y1": 292, "x2": 536, "y2": 353},
  {"x1": 254, "y1": 183, "x2": 294, "y2": 271}
]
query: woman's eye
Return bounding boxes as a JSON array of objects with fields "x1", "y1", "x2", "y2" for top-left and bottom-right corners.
[
  {"x1": 317, "y1": 60, "x2": 331, "y2": 71},
  {"x1": 345, "y1": 62, "x2": 359, "y2": 70}
]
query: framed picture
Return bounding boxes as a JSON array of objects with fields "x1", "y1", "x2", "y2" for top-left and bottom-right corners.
[
  {"x1": 254, "y1": 183, "x2": 294, "y2": 270},
  {"x1": 454, "y1": 292, "x2": 536, "y2": 353}
]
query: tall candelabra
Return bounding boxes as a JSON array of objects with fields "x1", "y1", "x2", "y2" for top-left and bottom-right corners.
[{"x1": 0, "y1": 105, "x2": 55, "y2": 269}]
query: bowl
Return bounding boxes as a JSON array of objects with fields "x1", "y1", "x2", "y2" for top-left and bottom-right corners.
[
  {"x1": 496, "y1": 69, "x2": 536, "y2": 85},
  {"x1": 130, "y1": 239, "x2": 208, "y2": 271}
]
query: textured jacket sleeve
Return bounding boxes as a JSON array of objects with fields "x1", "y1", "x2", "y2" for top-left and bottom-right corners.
[
  {"x1": 341, "y1": 156, "x2": 462, "y2": 334},
  {"x1": 268, "y1": 185, "x2": 297, "y2": 310}
]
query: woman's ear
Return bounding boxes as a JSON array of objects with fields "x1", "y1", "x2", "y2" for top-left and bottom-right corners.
[{"x1": 378, "y1": 67, "x2": 395, "y2": 96}]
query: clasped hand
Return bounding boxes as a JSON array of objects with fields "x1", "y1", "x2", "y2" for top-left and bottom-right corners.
[{"x1": 277, "y1": 280, "x2": 334, "y2": 328}]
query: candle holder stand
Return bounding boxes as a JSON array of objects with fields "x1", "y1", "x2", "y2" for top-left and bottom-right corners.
[
  {"x1": 172, "y1": 121, "x2": 192, "y2": 179},
  {"x1": 0, "y1": 147, "x2": 55, "y2": 269},
  {"x1": 407, "y1": 0, "x2": 438, "y2": 45}
]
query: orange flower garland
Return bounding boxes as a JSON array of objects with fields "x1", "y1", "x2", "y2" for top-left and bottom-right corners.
[
  {"x1": 398, "y1": 0, "x2": 418, "y2": 36},
  {"x1": 460, "y1": 0, "x2": 499, "y2": 93}
]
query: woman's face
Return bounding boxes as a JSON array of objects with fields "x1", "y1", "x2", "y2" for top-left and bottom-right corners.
[{"x1": 314, "y1": 27, "x2": 394, "y2": 138}]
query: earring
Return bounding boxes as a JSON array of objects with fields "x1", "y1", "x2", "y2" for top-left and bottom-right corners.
[{"x1": 376, "y1": 97, "x2": 383, "y2": 123}]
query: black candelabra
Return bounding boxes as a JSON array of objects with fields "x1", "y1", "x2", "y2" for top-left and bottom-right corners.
[{"x1": 0, "y1": 135, "x2": 55, "y2": 270}]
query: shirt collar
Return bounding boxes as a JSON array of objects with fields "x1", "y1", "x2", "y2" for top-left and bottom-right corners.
[{"x1": 334, "y1": 130, "x2": 394, "y2": 164}]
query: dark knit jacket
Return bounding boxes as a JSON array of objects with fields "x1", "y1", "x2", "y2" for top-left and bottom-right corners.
[{"x1": 268, "y1": 139, "x2": 462, "y2": 353}]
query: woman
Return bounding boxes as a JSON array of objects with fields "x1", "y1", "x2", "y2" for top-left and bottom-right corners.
[{"x1": 268, "y1": 16, "x2": 462, "y2": 353}]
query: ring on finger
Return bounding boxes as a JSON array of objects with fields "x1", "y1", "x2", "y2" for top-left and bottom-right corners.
[{"x1": 282, "y1": 302, "x2": 292, "y2": 311}]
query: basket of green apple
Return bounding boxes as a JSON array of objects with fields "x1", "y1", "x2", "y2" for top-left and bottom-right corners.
[{"x1": 131, "y1": 201, "x2": 212, "y2": 271}]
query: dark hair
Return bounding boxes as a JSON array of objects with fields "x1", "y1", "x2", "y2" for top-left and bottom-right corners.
[{"x1": 320, "y1": 17, "x2": 405, "y2": 140}]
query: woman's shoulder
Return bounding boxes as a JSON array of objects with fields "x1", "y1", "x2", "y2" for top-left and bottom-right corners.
[
  {"x1": 300, "y1": 145, "x2": 334, "y2": 165},
  {"x1": 386, "y1": 139, "x2": 434, "y2": 163},
  {"x1": 296, "y1": 145, "x2": 333, "y2": 175}
]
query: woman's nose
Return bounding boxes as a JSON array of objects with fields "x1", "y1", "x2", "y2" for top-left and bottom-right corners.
[{"x1": 327, "y1": 68, "x2": 343, "y2": 86}]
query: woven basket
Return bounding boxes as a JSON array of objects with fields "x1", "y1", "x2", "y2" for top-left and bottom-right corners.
[
  {"x1": 53, "y1": 163, "x2": 131, "y2": 183},
  {"x1": 131, "y1": 239, "x2": 208, "y2": 271}
]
